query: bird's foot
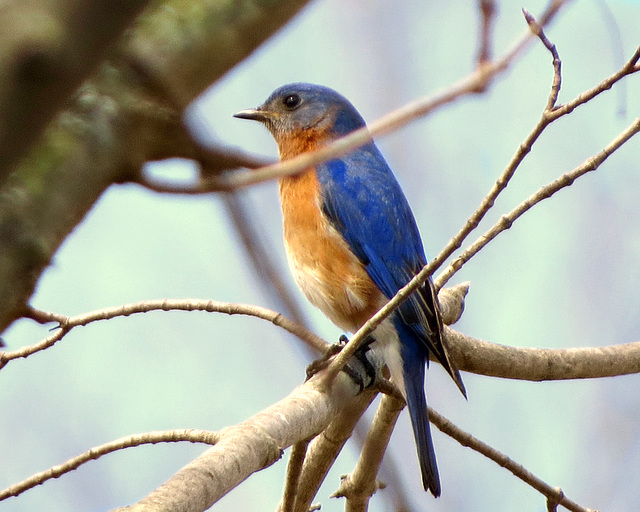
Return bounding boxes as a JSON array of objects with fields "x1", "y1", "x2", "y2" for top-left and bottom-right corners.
[
  {"x1": 306, "y1": 334, "x2": 378, "y2": 392},
  {"x1": 305, "y1": 342, "x2": 343, "y2": 380}
]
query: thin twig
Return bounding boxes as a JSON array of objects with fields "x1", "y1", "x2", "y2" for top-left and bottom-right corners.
[
  {"x1": 523, "y1": 8, "x2": 562, "y2": 110},
  {"x1": 0, "y1": 429, "x2": 220, "y2": 501},
  {"x1": 429, "y1": 6, "x2": 570, "y2": 278},
  {"x1": 289, "y1": 390, "x2": 377, "y2": 512},
  {"x1": 279, "y1": 439, "x2": 312, "y2": 512},
  {"x1": 435, "y1": 117, "x2": 640, "y2": 288},
  {"x1": 8, "y1": 295, "x2": 640, "y2": 382},
  {"x1": 0, "y1": 300, "x2": 328, "y2": 369},
  {"x1": 547, "y1": 45, "x2": 640, "y2": 122},
  {"x1": 333, "y1": 393, "x2": 404, "y2": 511},
  {"x1": 143, "y1": 1, "x2": 567, "y2": 195},
  {"x1": 428, "y1": 407, "x2": 596, "y2": 512},
  {"x1": 476, "y1": 0, "x2": 497, "y2": 67},
  {"x1": 428, "y1": 46, "x2": 640, "y2": 282}
]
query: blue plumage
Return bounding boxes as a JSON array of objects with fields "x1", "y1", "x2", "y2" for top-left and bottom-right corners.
[{"x1": 317, "y1": 143, "x2": 463, "y2": 496}]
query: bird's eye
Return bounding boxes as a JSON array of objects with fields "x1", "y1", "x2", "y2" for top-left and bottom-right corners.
[{"x1": 283, "y1": 94, "x2": 301, "y2": 109}]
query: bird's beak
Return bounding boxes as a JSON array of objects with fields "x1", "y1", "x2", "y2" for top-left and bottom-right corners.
[{"x1": 233, "y1": 108, "x2": 271, "y2": 122}]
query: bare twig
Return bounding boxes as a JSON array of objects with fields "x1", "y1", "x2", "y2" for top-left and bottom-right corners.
[
  {"x1": 429, "y1": 43, "x2": 639, "y2": 281},
  {"x1": 547, "y1": 45, "x2": 640, "y2": 121},
  {"x1": 435, "y1": 117, "x2": 640, "y2": 288},
  {"x1": 0, "y1": 300, "x2": 328, "y2": 369},
  {"x1": 0, "y1": 429, "x2": 220, "y2": 501},
  {"x1": 7, "y1": 288, "x2": 640, "y2": 382},
  {"x1": 333, "y1": 393, "x2": 404, "y2": 511},
  {"x1": 279, "y1": 439, "x2": 312, "y2": 512},
  {"x1": 288, "y1": 390, "x2": 377, "y2": 512},
  {"x1": 523, "y1": 8, "x2": 562, "y2": 110},
  {"x1": 476, "y1": 0, "x2": 497, "y2": 67},
  {"x1": 428, "y1": 407, "x2": 596, "y2": 512},
  {"x1": 7, "y1": 282, "x2": 468, "y2": 372},
  {"x1": 165, "y1": 1, "x2": 568, "y2": 194}
]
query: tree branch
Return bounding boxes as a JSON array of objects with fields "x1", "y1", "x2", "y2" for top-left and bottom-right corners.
[
  {"x1": 430, "y1": 39, "x2": 639, "y2": 285},
  {"x1": 7, "y1": 283, "x2": 640, "y2": 382},
  {"x1": 0, "y1": 0, "x2": 315, "y2": 334},
  {"x1": 2, "y1": 349, "x2": 613, "y2": 511},
  {"x1": 193, "y1": 0, "x2": 569, "y2": 192},
  {"x1": 1, "y1": 300, "x2": 328, "y2": 370},
  {"x1": 427, "y1": 407, "x2": 595, "y2": 512},
  {"x1": 332, "y1": 393, "x2": 403, "y2": 512},
  {"x1": 435, "y1": 116, "x2": 640, "y2": 288},
  {"x1": 278, "y1": 439, "x2": 311, "y2": 512},
  {"x1": 285, "y1": 390, "x2": 378, "y2": 512},
  {"x1": 109, "y1": 371, "x2": 362, "y2": 512},
  {"x1": 0, "y1": 0, "x2": 153, "y2": 185},
  {"x1": 4, "y1": 283, "x2": 469, "y2": 371},
  {"x1": 121, "y1": 0, "x2": 313, "y2": 109},
  {"x1": 446, "y1": 327, "x2": 640, "y2": 381},
  {"x1": 0, "y1": 429, "x2": 220, "y2": 501}
]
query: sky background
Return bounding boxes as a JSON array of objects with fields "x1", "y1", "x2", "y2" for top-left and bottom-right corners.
[{"x1": 2, "y1": 1, "x2": 640, "y2": 511}]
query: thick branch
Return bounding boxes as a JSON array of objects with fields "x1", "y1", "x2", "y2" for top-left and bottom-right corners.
[
  {"x1": 446, "y1": 327, "x2": 640, "y2": 381},
  {"x1": 0, "y1": 0, "x2": 153, "y2": 185},
  {"x1": 122, "y1": 0, "x2": 313, "y2": 108},
  {"x1": 111, "y1": 371, "x2": 361, "y2": 512},
  {"x1": 287, "y1": 390, "x2": 378, "y2": 512},
  {"x1": 0, "y1": 62, "x2": 177, "y2": 333}
]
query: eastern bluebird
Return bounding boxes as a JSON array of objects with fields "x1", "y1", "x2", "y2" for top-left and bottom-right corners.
[{"x1": 235, "y1": 83, "x2": 465, "y2": 497}]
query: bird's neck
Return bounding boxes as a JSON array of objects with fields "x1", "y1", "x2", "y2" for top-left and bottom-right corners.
[{"x1": 276, "y1": 127, "x2": 334, "y2": 161}]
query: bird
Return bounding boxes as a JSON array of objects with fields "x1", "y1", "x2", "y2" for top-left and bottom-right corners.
[{"x1": 234, "y1": 83, "x2": 465, "y2": 497}]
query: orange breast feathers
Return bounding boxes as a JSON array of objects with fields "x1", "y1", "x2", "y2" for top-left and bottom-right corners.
[{"x1": 278, "y1": 167, "x2": 385, "y2": 333}]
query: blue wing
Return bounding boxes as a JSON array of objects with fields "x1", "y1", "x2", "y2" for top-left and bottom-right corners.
[
  {"x1": 316, "y1": 142, "x2": 462, "y2": 385},
  {"x1": 316, "y1": 142, "x2": 465, "y2": 496}
]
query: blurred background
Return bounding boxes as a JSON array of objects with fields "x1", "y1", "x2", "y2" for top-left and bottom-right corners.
[{"x1": 1, "y1": 0, "x2": 639, "y2": 511}]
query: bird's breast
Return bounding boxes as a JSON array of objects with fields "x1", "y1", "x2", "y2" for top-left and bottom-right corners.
[{"x1": 278, "y1": 168, "x2": 384, "y2": 333}]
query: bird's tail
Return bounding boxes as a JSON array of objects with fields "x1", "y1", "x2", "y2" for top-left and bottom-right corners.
[{"x1": 401, "y1": 335, "x2": 441, "y2": 497}]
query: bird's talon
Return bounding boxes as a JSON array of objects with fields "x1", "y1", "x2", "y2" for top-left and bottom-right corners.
[
  {"x1": 305, "y1": 337, "x2": 349, "y2": 380},
  {"x1": 340, "y1": 334, "x2": 378, "y2": 390}
]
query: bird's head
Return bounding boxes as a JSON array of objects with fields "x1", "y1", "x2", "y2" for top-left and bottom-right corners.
[{"x1": 234, "y1": 83, "x2": 367, "y2": 156}]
